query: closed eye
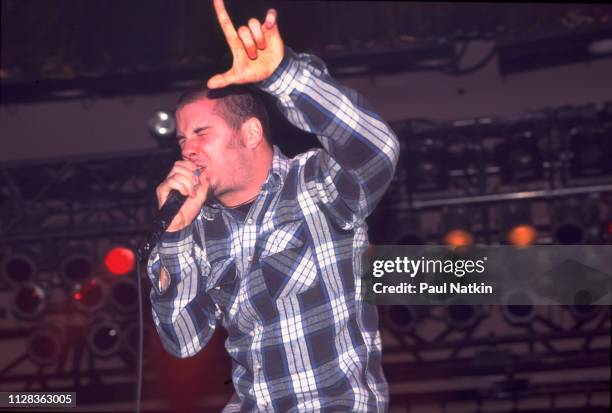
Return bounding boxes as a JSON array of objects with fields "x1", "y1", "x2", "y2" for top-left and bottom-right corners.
[{"x1": 194, "y1": 126, "x2": 210, "y2": 136}]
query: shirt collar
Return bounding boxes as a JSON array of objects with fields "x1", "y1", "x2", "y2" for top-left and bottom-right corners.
[
  {"x1": 262, "y1": 145, "x2": 290, "y2": 192},
  {"x1": 200, "y1": 145, "x2": 290, "y2": 221}
]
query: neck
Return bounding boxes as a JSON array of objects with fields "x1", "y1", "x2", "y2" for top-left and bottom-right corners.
[
  {"x1": 218, "y1": 146, "x2": 273, "y2": 208},
  {"x1": 226, "y1": 192, "x2": 258, "y2": 209}
]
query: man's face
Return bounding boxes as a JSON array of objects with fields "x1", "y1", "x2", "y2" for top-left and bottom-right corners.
[{"x1": 175, "y1": 98, "x2": 248, "y2": 201}]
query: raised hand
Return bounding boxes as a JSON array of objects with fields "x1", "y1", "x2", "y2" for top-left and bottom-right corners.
[{"x1": 207, "y1": 0, "x2": 285, "y2": 89}]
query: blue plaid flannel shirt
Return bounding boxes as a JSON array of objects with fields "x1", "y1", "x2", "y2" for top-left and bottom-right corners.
[{"x1": 147, "y1": 47, "x2": 400, "y2": 412}]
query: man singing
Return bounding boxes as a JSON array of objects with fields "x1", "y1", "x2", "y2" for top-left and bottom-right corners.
[{"x1": 147, "y1": 1, "x2": 399, "y2": 411}]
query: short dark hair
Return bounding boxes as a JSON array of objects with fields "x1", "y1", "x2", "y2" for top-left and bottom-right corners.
[{"x1": 175, "y1": 85, "x2": 272, "y2": 145}]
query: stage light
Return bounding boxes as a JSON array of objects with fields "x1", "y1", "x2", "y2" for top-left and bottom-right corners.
[
  {"x1": 551, "y1": 200, "x2": 585, "y2": 244},
  {"x1": 443, "y1": 229, "x2": 474, "y2": 247},
  {"x1": 568, "y1": 304, "x2": 602, "y2": 321},
  {"x1": 72, "y1": 278, "x2": 106, "y2": 312},
  {"x1": 498, "y1": 129, "x2": 542, "y2": 183},
  {"x1": 553, "y1": 222, "x2": 584, "y2": 244},
  {"x1": 109, "y1": 278, "x2": 138, "y2": 313},
  {"x1": 2, "y1": 253, "x2": 36, "y2": 285},
  {"x1": 61, "y1": 253, "x2": 93, "y2": 284},
  {"x1": 382, "y1": 305, "x2": 424, "y2": 334},
  {"x1": 27, "y1": 325, "x2": 63, "y2": 365},
  {"x1": 87, "y1": 320, "x2": 121, "y2": 358},
  {"x1": 506, "y1": 224, "x2": 537, "y2": 247},
  {"x1": 442, "y1": 207, "x2": 475, "y2": 246},
  {"x1": 446, "y1": 139, "x2": 483, "y2": 178},
  {"x1": 407, "y1": 138, "x2": 447, "y2": 191},
  {"x1": 149, "y1": 110, "x2": 176, "y2": 147},
  {"x1": 104, "y1": 246, "x2": 135, "y2": 276},
  {"x1": 500, "y1": 204, "x2": 537, "y2": 246},
  {"x1": 12, "y1": 283, "x2": 47, "y2": 319},
  {"x1": 445, "y1": 305, "x2": 481, "y2": 330},
  {"x1": 569, "y1": 126, "x2": 611, "y2": 178},
  {"x1": 501, "y1": 290, "x2": 537, "y2": 325}
]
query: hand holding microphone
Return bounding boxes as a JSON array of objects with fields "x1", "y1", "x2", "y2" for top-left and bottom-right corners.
[
  {"x1": 137, "y1": 161, "x2": 208, "y2": 265},
  {"x1": 155, "y1": 160, "x2": 209, "y2": 232}
]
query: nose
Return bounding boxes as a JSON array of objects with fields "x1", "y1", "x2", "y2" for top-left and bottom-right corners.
[{"x1": 181, "y1": 140, "x2": 197, "y2": 161}]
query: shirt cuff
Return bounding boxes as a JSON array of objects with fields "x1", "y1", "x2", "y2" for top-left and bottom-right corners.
[
  {"x1": 147, "y1": 225, "x2": 194, "y2": 296},
  {"x1": 257, "y1": 46, "x2": 300, "y2": 98},
  {"x1": 159, "y1": 225, "x2": 194, "y2": 255}
]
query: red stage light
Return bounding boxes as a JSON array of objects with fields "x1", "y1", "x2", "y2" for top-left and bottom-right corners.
[
  {"x1": 72, "y1": 279, "x2": 105, "y2": 311},
  {"x1": 104, "y1": 247, "x2": 135, "y2": 276}
]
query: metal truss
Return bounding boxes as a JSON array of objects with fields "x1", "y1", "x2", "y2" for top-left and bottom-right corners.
[
  {"x1": 385, "y1": 104, "x2": 612, "y2": 208},
  {"x1": 368, "y1": 103, "x2": 612, "y2": 245},
  {"x1": 0, "y1": 147, "x2": 179, "y2": 244},
  {"x1": 380, "y1": 305, "x2": 611, "y2": 412}
]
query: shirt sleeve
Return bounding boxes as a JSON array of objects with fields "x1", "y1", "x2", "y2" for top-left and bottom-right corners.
[
  {"x1": 146, "y1": 222, "x2": 217, "y2": 358},
  {"x1": 258, "y1": 47, "x2": 400, "y2": 227}
]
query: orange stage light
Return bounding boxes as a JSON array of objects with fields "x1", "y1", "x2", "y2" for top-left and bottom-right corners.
[
  {"x1": 506, "y1": 224, "x2": 537, "y2": 247},
  {"x1": 443, "y1": 229, "x2": 474, "y2": 247}
]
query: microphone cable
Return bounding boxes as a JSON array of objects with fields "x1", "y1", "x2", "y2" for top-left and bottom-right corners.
[
  {"x1": 135, "y1": 258, "x2": 144, "y2": 413},
  {"x1": 134, "y1": 169, "x2": 201, "y2": 413}
]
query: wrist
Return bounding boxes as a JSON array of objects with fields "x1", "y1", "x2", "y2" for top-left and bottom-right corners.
[{"x1": 257, "y1": 46, "x2": 297, "y2": 93}]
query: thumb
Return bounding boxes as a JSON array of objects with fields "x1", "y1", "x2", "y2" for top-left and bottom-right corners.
[
  {"x1": 194, "y1": 171, "x2": 210, "y2": 203},
  {"x1": 207, "y1": 70, "x2": 236, "y2": 89}
]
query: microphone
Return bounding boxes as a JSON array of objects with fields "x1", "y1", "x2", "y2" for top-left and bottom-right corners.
[{"x1": 137, "y1": 169, "x2": 201, "y2": 264}]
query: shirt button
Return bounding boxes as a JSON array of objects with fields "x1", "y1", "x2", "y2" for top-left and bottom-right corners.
[
  {"x1": 247, "y1": 218, "x2": 253, "y2": 225},
  {"x1": 214, "y1": 286, "x2": 221, "y2": 290},
  {"x1": 247, "y1": 256, "x2": 252, "y2": 262}
]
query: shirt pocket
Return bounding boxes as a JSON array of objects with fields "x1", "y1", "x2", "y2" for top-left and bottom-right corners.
[{"x1": 259, "y1": 211, "x2": 318, "y2": 302}]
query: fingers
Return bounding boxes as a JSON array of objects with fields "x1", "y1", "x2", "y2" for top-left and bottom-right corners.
[
  {"x1": 209, "y1": 4, "x2": 282, "y2": 88},
  {"x1": 175, "y1": 165, "x2": 200, "y2": 185},
  {"x1": 238, "y1": 17, "x2": 269, "y2": 60},
  {"x1": 213, "y1": 0, "x2": 242, "y2": 52},
  {"x1": 175, "y1": 160, "x2": 198, "y2": 174},
  {"x1": 195, "y1": 169, "x2": 210, "y2": 201},
  {"x1": 168, "y1": 174, "x2": 195, "y2": 198},
  {"x1": 248, "y1": 18, "x2": 266, "y2": 50},
  {"x1": 238, "y1": 26, "x2": 258, "y2": 60},
  {"x1": 263, "y1": 8, "x2": 277, "y2": 31},
  {"x1": 157, "y1": 162, "x2": 200, "y2": 204}
]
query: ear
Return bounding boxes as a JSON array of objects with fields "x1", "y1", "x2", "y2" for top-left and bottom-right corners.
[{"x1": 241, "y1": 117, "x2": 264, "y2": 149}]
